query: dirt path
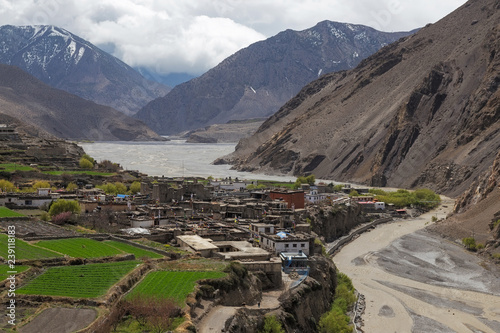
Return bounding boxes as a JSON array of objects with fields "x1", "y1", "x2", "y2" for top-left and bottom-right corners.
[
  {"x1": 197, "y1": 289, "x2": 283, "y2": 333},
  {"x1": 333, "y1": 197, "x2": 500, "y2": 333}
]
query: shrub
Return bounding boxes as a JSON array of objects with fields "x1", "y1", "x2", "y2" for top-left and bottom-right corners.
[
  {"x1": 33, "y1": 181, "x2": 51, "y2": 189},
  {"x1": 51, "y1": 211, "x2": 72, "y2": 225},
  {"x1": 48, "y1": 199, "x2": 81, "y2": 216},
  {"x1": 462, "y1": 237, "x2": 477, "y2": 251},
  {"x1": 79, "y1": 158, "x2": 93, "y2": 169},
  {"x1": 0, "y1": 179, "x2": 16, "y2": 192},
  {"x1": 129, "y1": 181, "x2": 141, "y2": 194},
  {"x1": 259, "y1": 315, "x2": 285, "y2": 333},
  {"x1": 293, "y1": 175, "x2": 316, "y2": 189}
]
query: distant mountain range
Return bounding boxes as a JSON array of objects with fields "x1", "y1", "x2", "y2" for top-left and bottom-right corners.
[
  {"x1": 0, "y1": 64, "x2": 163, "y2": 141},
  {"x1": 135, "y1": 21, "x2": 417, "y2": 134},
  {"x1": 223, "y1": 0, "x2": 499, "y2": 201},
  {"x1": 0, "y1": 25, "x2": 170, "y2": 115}
]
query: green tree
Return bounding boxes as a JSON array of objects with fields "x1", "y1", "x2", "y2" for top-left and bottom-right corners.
[
  {"x1": 33, "y1": 181, "x2": 51, "y2": 189},
  {"x1": 293, "y1": 174, "x2": 316, "y2": 189},
  {"x1": 79, "y1": 157, "x2": 94, "y2": 169},
  {"x1": 349, "y1": 190, "x2": 359, "y2": 197},
  {"x1": 115, "y1": 182, "x2": 127, "y2": 194},
  {"x1": 81, "y1": 154, "x2": 95, "y2": 164},
  {"x1": 66, "y1": 182, "x2": 78, "y2": 191},
  {"x1": 129, "y1": 181, "x2": 141, "y2": 194},
  {"x1": 48, "y1": 199, "x2": 81, "y2": 217},
  {"x1": 317, "y1": 308, "x2": 352, "y2": 333},
  {"x1": 333, "y1": 184, "x2": 344, "y2": 192},
  {"x1": 259, "y1": 315, "x2": 285, "y2": 333},
  {"x1": 0, "y1": 179, "x2": 16, "y2": 192}
]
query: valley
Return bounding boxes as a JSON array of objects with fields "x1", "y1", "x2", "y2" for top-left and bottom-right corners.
[{"x1": 0, "y1": 0, "x2": 499, "y2": 332}]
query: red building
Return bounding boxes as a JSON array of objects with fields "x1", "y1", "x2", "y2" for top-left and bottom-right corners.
[{"x1": 269, "y1": 190, "x2": 305, "y2": 209}]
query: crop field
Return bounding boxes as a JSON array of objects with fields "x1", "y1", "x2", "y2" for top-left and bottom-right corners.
[
  {"x1": 127, "y1": 270, "x2": 226, "y2": 305},
  {"x1": 36, "y1": 238, "x2": 124, "y2": 258},
  {"x1": 42, "y1": 170, "x2": 115, "y2": 176},
  {"x1": 17, "y1": 261, "x2": 140, "y2": 298},
  {"x1": 0, "y1": 163, "x2": 34, "y2": 172},
  {"x1": 0, "y1": 234, "x2": 63, "y2": 260},
  {"x1": 104, "y1": 240, "x2": 163, "y2": 259},
  {"x1": 0, "y1": 206, "x2": 26, "y2": 217},
  {"x1": 0, "y1": 265, "x2": 29, "y2": 281}
]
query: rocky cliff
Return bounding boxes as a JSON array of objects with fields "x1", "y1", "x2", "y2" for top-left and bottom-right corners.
[
  {"x1": 307, "y1": 203, "x2": 366, "y2": 243},
  {"x1": 135, "y1": 21, "x2": 415, "y2": 134},
  {"x1": 220, "y1": 256, "x2": 337, "y2": 333},
  {"x1": 225, "y1": 0, "x2": 500, "y2": 199}
]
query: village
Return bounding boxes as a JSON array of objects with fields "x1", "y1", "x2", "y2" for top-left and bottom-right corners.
[{"x1": 1, "y1": 175, "x2": 403, "y2": 289}]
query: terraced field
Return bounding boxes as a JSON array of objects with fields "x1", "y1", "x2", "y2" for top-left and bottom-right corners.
[
  {"x1": 17, "y1": 261, "x2": 140, "y2": 298},
  {"x1": 127, "y1": 271, "x2": 226, "y2": 305},
  {"x1": 0, "y1": 234, "x2": 63, "y2": 260},
  {"x1": 0, "y1": 206, "x2": 25, "y2": 217},
  {"x1": 104, "y1": 240, "x2": 163, "y2": 259},
  {"x1": 35, "y1": 238, "x2": 124, "y2": 258},
  {"x1": 0, "y1": 265, "x2": 29, "y2": 281}
]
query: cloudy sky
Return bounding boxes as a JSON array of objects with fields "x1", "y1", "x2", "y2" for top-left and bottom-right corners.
[{"x1": 0, "y1": 0, "x2": 467, "y2": 76}]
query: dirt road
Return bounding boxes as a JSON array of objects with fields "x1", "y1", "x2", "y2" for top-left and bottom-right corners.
[{"x1": 333, "y1": 198, "x2": 500, "y2": 333}]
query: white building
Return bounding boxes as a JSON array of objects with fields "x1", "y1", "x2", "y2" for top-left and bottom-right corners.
[{"x1": 259, "y1": 232, "x2": 313, "y2": 255}]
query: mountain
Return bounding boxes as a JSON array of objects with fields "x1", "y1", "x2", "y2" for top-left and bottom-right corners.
[
  {"x1": 222, "y1": 0, "x2": 500, "y2": 199},
  {"x1": 0, "y1": 64, "x2": 163, "y2": 141},
  {"x1": 0, "y1": 25, "x2": 170, "y2": 115},
  {"x1": 134, "y1": 21, "x2": 416, "y2": 134},
  {"x1": 135, "y1": 67, "x2": 196, "y2": 87}
]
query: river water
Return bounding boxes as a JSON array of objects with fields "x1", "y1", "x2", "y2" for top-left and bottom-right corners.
[{"x1": 78, "y1": 140, "x2": 296, "y2": 181}]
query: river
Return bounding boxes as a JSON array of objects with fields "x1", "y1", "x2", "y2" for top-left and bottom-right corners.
[{"x1": 78, "y1": 140, "x2": 296, "y2": 181}]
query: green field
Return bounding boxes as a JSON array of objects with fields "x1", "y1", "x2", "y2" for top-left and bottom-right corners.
[
  {"x1": 127, "y1": 270, "x2": 226, "y2": 305},
  {"x1": 0, "y1": 163, "x2": 34, "y2": 172},
  {"x1": 0, "y1": 234, "x2": 63, "y2": 260},
  {"x1": 17, "y1": 261, "x2": 140, "y2": 298},
  {"x1": 0, "y1": 206, "x2": 26, "y2": 217},
  {"x1": 42, "y1": 170, "x2": 115, "y2": 176},
  {"x1": 36, "y1": 238, "x2": 124, "y2": 258},
  {"x1": 104, "y1": 240, "x2": 163, "y2": 259},
  {"x1": 0, "y1": 265, "x2": 29, "y2": 281}
]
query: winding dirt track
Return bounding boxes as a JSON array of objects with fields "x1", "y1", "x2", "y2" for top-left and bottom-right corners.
[{"x1": 333, "y1": 198, "x2": 500, "y2": 333}]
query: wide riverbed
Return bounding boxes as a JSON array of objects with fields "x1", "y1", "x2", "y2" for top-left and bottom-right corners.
[
  {"x1": 78, "y1": 140, "x2": 296, "y2": 181},
  {"x1": 333, "y1": 197, "x2": 500, "y2": 333}
]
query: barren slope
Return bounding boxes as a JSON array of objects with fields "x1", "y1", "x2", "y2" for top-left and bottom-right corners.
[
  {"x1": 226, "y1": 0, "x2": 500, "y2": 198},
  {"x1": 0, "y1": 64, "x2": 163, "y2": 141},
  {"x1": 135, "y1": 21, "x2": 415, "y2": 134}
]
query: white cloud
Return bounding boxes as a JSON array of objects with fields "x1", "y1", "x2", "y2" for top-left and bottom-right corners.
[{"x1": 0, "y1": 0, "x2": 467, "y2": 76}]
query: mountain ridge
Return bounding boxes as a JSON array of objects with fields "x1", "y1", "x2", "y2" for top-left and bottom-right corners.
[
  {"x1": 135, "y1": 21, "x2": 416, "y2": 134},
  {"x1": 0, "y1": 25, "x2": 170, "y2": 115},
  {"x1": 0, "y1": 63, "x2": 164, "y2": 141},
  {"x1": 222, "y1": 0, "x2": 500, "y2": 198}
]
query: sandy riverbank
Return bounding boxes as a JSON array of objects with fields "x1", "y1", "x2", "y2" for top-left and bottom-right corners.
[{"x1": 333, "y1": 197, "x2": 500, "y2": 333}]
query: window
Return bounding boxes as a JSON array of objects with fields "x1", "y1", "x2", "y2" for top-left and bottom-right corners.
[
  {"x1": 293, "y1": 244, "x2": 297, "y2": 248},
  {"x1": 285, "y1": 244, "x2": 289, "y2": 248},
  {"x1": 301, "y1": 243, "x2": 305, "y2": 248}
]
